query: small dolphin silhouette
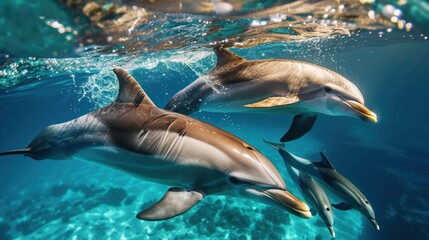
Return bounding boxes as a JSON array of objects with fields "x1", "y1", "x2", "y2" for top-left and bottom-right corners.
[
  {"x1": 166, "y1": 47, "x2": 377, "y2": 142},
  {"x1": 285, "y1": 160, "x2": 335, "y2": 237},
  {"x1": 264, "y1": 140, "x2": 380, "y2": 231},
  {"x1": 0, "y1": 68, "x2": 311, "y2": 221}
]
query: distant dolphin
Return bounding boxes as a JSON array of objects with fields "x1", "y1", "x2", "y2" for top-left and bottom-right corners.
[
  {"x1": 0, "y1": 68, "x2": 311, "y2": 221},
  {"x1": 166, "y1": 47, "x2": 377, "y2": 142},
  {"x1": 284, "y1": 159, "x2": 335, "y2": 237},
  {"x1": 264, "y1": 140, "x2": 380, "y2": 230}
]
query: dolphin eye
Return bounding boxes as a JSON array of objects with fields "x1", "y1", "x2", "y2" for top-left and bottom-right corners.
[
  {"x1": 326, "y1": 207, "x2": 330, "y2": 211},
  {"x1": 324, "y1": 86, "x2": 333, "y2": 93},
  {"x1": 365, "y1": 200, "x2": 369, "y2": 204},
  {"x1": 246, "y1": 146, "x2": 255, "y2": 150}
]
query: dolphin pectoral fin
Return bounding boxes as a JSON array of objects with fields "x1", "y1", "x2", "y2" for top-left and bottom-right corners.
[
  {"x1": 112, "y1": 68, "x2": 156, "y2": 107},
  {"x1": 244, "y1": 96, "x2": 300, "y2": 108},
  {"x1": 310, "y1": 208, "x2": 318, "y2": 216},
  {"x1": 280, "y1": 114, "x2": 317, "y2": 142},
  {"x1": 332, "y1": 202, "x2": 352, "y2": 211},
  {"x1": 136, "y1": 188, "x2": 203, "y2": 221}
]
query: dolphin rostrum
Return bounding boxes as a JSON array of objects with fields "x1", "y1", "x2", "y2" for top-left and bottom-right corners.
[
  {"x1": 264, "y1": 140, "x2": 379, "y2": 230},
  {"x1": 165, "y1": 47, "x2": 377, "y2": 142},
  {"x1": 0, "y1": 68, "x2": 311, "y2": 221}
]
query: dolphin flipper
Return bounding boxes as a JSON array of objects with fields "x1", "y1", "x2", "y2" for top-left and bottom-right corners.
[
  {"x1": 280, "y1": 114, "x2": 317, "y2": 142},
  {"x1": 137, "y1": 188, "x2": 203, "y2": 221},
  {"x1": 244, "y1": 96, "x2": 300, "y2": 108}
]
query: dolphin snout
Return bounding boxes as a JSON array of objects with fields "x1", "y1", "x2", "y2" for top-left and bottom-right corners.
[
  {"x1": 328, "y1": 225, "x2": 336, "y2": 238},
  {"x1": 344, "y1": 100, "x2": 377, "y2": 123},
  {"x1": 264, "y1": 189, "x2": 311, "y2": 219},
  {"x1": 369, "y1": 218, "x2": 380, "y2": 230}
]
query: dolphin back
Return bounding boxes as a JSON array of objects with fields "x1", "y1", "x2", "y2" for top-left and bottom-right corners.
[{"x1": 0, "y1": 68, "x2": 156, "y2": 161}]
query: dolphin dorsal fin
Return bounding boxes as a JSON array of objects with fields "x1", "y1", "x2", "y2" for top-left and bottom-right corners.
[
  {"x1": 112, "y1": 68, "x2": 156, "y2": 106},
  {"x1": 317, "y1": 152, "x2": 336, "y2": 170},
  {"x1": 214, "y1": 46, "x2": 246, "y2": 68}
]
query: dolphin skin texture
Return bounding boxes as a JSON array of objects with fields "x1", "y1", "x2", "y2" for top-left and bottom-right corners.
[
  {"x1": 0, "y1": 68, "x2": 311, "y2": 222},
  {"x1": 166, "y1": 47, "x2": 377, "y2": 142}
]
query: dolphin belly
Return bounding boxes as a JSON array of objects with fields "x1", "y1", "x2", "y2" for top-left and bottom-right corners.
[{"x1": 73, "y1": 144, "x2": 226, "y2": 189}]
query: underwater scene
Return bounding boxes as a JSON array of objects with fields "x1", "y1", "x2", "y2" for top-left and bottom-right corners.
[{"x1": 0, "y1": 0, "x2": 428, "y2": 239}]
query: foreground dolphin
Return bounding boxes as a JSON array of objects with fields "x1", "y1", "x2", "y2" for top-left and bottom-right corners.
[
  {"x1": 284, "y1": 159, "x2": 335, "y2": 237},
  {"x1": 0, "y1": 68, "x2": 311, "y2": 221},
  {"x1": 264, "y1": 140, "x2": 380, "y2": 230},
  {"x1": 166, "y1": 47, "x2": 377, "y2": 142}
]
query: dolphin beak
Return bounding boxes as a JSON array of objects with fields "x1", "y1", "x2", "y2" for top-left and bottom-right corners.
[
  {"x1": 369, "y1": 218, "x2": 380, "y2": 230},
  {"x1": 328, "y1": 225, "x2": 336, "y2": 238},
  {"x1": 264, "y1": 189, "x2": 312, "y2": 219},
  {"x1": 344, "y1": 100, "x2": 377, "y2": 123}
]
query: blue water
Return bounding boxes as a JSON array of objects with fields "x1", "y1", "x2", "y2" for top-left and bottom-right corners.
[{"x1": 1, "y1": 1, "x2": 429, "y2": 239}]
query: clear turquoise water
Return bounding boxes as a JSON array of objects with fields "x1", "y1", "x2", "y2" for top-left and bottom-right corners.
[{"x1": 1, "y1": 1, "x2": 429, "y2": 239}]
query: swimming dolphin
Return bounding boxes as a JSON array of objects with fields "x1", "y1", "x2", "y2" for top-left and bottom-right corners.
[
  {"x1": 165, "y1": 47, "x2": 377, "y2": 142},
  {"x1": 284, "y1": 161, "x2": 335, "y2": 237},
  {"x1": 0, "y1": 68, "x2": 311, "y2": 221},
  {"x1": 264, "y1": 140, "x2": 380, "y2": 230}
]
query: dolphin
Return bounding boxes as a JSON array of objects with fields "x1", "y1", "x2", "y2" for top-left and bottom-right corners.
[
  {"x1": 283, "y1": 159, "x2": 335, "y2": 237},
  {"x1": 0, "y1": 68, "x2": 311, "y2": 221},
  {"x1": 264, "y1": 140, "x2": 380, "y2": 230},
  {"x1": 165, "y1": 47, "x2": 377, "y2": 142}
]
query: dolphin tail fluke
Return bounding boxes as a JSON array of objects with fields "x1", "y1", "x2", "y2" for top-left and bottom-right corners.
[
  {"x1": 136, "y1": 187, "x2": 203, "y2": 221},
  {"x1": 0, "y1": 148, "x2": 31, "y2": 156},
  {"x1": 280, "y1": 114, "x2": 317, "y2": 142},
  {"x1": 263, "y1": 139, "x2": 285, "y2": 151}
]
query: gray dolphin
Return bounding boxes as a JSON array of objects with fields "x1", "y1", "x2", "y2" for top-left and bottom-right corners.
[
  {"x1": 264, "y1": 140, "x2": 380, "y2": 230},
  {"x1": 0, "y1": 68, "x2": 311, "y2": 221},
  {"x1": 283, "y1": 158, "x2": 335, "y2": 237},
  {"x1": 165, "y1": 47, "x2": 377, "y2": 142}
]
